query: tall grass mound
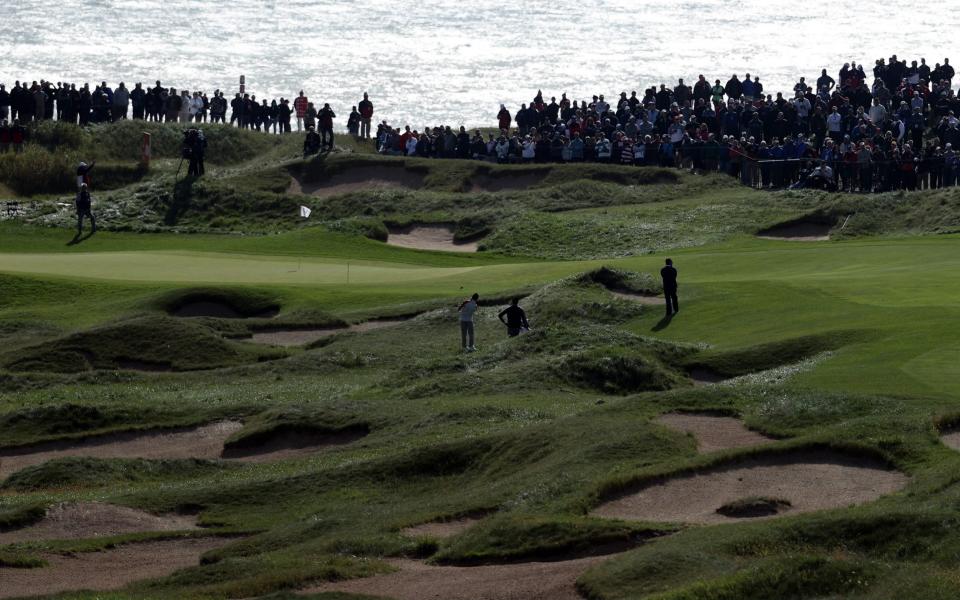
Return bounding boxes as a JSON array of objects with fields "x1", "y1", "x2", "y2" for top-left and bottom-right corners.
[
  {"x1": 2, "y1": 316, "x2": 282, "y2": 373},
  {"x1": 578, "y1": 266, "x2": 661, "y2": 295},
  {"x1": 560, "y1": 346, "x2": 684, "y2": 394},
  {"x1": 221, "y1": 406, "x2": 370, "y2": 456},
  {"x1": 153, "y1": 287, "x2": 282, "y2": 319},
  {"x1": 1, "y1": 457, "x2": 232, "y2": 491}
]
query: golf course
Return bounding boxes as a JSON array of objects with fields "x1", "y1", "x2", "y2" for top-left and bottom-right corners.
[{"x1": 2, "y1": 120, "x2": 960, "y2": 599}]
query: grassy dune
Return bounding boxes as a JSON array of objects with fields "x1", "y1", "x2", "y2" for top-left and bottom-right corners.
[{"x1": 1, "y1": 121, "x2": 960, "y2": 599}]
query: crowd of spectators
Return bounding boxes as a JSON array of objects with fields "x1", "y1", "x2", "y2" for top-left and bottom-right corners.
[{"x1": 374, "y1": 55, "x2": 960, "y2": 192}]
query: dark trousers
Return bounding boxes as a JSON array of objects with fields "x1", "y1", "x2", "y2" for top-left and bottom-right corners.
[
  {"x1": 460, "y1": 321, "x2": 475, "y2": 348},
  {"x1": 665, "y1": 288, "x2": 679, "y2": 315},
  {"x1": 320, "y1": 127, "x2": 334, "y2": 149},
  {"x1": 77, "y1": 208, "x2": 95, "y2": 233}
]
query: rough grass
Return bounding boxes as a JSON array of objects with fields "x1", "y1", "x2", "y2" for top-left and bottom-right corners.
[{"x1": 1, "y1": 457, "x2": 234, "y2": 491}]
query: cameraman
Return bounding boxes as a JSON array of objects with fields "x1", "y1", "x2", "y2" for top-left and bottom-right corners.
[{"x1": 183, "y1": 128, "x2": 207, "y2": 176}]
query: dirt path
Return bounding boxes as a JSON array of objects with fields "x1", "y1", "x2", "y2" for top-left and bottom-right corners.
[
  {"x1": 400, "y1": 516, "x2": 483, "y2": 539},
  {"x1": 289, "y1": 166, "x2": 424, "y2": 197},
  {"x1": 304, "y1": 555, "x2": 610, "y2": 600},
  {"x1": 249, "y1": 318, "x2": 408, "y2": 347},
  {"x1": 654, "y1": 413, "x2": 772, "y2": 453},
  {"x1": 0, "y1": 420, "x2": 243, "y2": 480},
  {"x1": 0, "y1": 502, "x2": 198, "y2": 544},
  {"x1": 593, "y1": 449, "x2": 907, "y2": 524},
  {"x1": 0, "y1": 538, "x2": 231, "y2": 599},
  {"x1": 386, "y1": 226, "x2": 479, "y2": 253}
]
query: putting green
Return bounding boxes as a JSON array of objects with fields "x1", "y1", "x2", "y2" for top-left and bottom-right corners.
[{"x1": 0, "y1": 251, "x2": 482, "y2": 285}]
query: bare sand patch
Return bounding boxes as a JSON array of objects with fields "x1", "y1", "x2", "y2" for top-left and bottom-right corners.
[
  {"x1": 592, "y1": 449, "x2": 907, "y2": 524},
  {"x1": 401, "y1": 516, "x2": 484, "y2": 539},
  {"x1": 757, "y1": 221, "x2": 832, "y2": 241},
  {"x1": 304, "y1": 555, "x2": 609, "y2": 600},
  {"x1": 608, "y1": 289, "x2": 663, "y2": 305},
  {"x1": 655, "y1": 413, "x2": 772, "y2": 453},
  {"x1": 470, "y1": 172, "x2": 546, "y2": 193},
  {"x1": 386, "y1": 225, "x2": 480, "y2": 253},
  {"x1": 0, "y1": 537, "x2": 231, "y2": 599},
  {"x1": 289, "y1": 166, "x2": 424, "y2": 197},
  {"x1": 940, "y1": 430, "x2": 960, "y2": 451},
  {"x1": 249, "y1": 318, "x2": 408, "y2": 347},
  {"x1": 0, "y1": 420, "x2": 243, "y2": 480},
  {"x1": 0, "y1": 502, "x2": 198, "y2": 544},
  {"x1": 221, "y1": 428, "x2": 368, "y2": 462}
]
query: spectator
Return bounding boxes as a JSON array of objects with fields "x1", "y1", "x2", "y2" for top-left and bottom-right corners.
[
  {"x1": 293, "y1": 91, "x2": 308, "y2": 131},
  {"x1": 358, "y1": 92, "x2": 373, "y2": 138}
]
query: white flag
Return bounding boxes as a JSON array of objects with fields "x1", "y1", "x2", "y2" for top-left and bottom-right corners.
[{"x1": 299, "y1": 205, "x2": 312, "y2": 218}]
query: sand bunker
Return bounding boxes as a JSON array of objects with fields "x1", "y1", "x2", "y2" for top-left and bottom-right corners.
[
  {"x1": 688, "y1": 368, "x2": 727, "y2": 386},
  {"x1": 0, "y1": 537, "x2": 231, "y2": 599},
  {"x1": 290, "y1": 166, "x2": 424, "y2": 197},
  {"x1": 221, "y1": 428, "x2": 368, "y2": 462},
  {"x1": 655, "y1": 413, "x2": 772, "y2": 453},
  {"x1": 170, "y1": 300, "x2": 279, "y2": 319},
  {"x1": 0, "y1": 420, "x2": 243, "y2": 480},
  {"x1": 0, "y1": 502, "x2": 198, "y2": 544},
  {"x1": 757, "y1": 221, "x2": 832, "y2": 241},
  {"x1": 401, "y1": 516, "x2": 484, "y2": 540},
  {"x1": 386, "y1": 225, "x2": 480, "y2": 253},
  {"x1": 470, "y1": 172, "x2": 546, "y2": 193},
  {"x1": 304, "y1": 555, "x2": 609, "y2": 600},
  {"x1": 593, "y1": 449, "x2": 907, "y2": 524},
  {"x1": 249, "y1": 318, "x2": 408, "y2": 347},
  {"x1": 940, "y1": 430, "x2": 960, "y2": 451},
  {"x1": 608, "y1": 289, "x2": 663, "y2": 305}
]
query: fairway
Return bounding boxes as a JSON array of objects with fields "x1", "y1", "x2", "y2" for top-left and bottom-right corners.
[{"x1": 5, "y1": 127, "x2": 960, "y2": 600}]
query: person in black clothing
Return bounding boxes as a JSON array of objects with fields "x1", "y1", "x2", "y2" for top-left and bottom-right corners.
[
  {"x1": 183, "y1": 128, "x2": 207, "y2": 176},
  {"x1": 497, "y1": 298, "x2": 530, "y2": 337},
  {"x1": 303, "y1": 125, "x2": 321, "y2": 156},
  {"x1": 76, "y1": 183, "x2": 96, "y2": 235},
  {"x1": 661, "y1": 258, "x2": 679, "y2": 316}
]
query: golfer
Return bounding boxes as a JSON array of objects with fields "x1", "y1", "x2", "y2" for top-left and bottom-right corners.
[
  {"x1": 497, "y1": 298, "x2": 529, "y2": 337},
  {"x1": 458, "y1": 293, "x2": 479, "y2": 352},
  {"x1": 76, "y1": 183, "x2": 96, "y2": 235},
  {"x1": 661, "y1": 258, "x2": 678, "y2": 316}
]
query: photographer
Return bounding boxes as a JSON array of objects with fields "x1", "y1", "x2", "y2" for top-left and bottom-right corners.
[{"x1": 183, "y1": 128, "x2": 207, "y2": 176}]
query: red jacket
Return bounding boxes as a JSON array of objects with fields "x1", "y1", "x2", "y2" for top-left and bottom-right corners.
[{"x1": 293, "y1": 96, "x2": 308, "y2": 118}]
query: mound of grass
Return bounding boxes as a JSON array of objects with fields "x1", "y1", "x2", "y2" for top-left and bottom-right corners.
[
  {"x1": 560, "y1": 346, "x2": 683, "y2": 394},
  {"x1": 222, "y1": 406, "x2": 370, "y2": 455},
  {"x1": 682, "y1": 330, "x2": 869, "y2": 378},
  {"x1": 0, "y1": 551, "x2": 46, "y2": 569},
  {"x1": 433, "y1": 514, "x2": 671, "y2": 564},
  {"x1": 715, "y1": 496, "x2": 792, "y2": 518},
  {"x1": 0, "y1": 502, "x2": 47, "y2": 532},
  {"x1": 2, "y1": 316, "x2": 283, "y2": 373},
  {"x1": 578, "y1": 266, "x2": 661, "y2": 295},
  {"x1": 153, "y1": 287, "x2": 282, "y2": 318},
  {"x1": 1, "y1": 457, "x2": 233, "y2": 491}
]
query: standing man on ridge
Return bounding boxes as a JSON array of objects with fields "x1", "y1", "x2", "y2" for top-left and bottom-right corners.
[
  {"x1": 358, "y1": 92, "x2": 373, "y2": 139},
  {"x1": 661, "y1": 258, "x2": 679, "y2": 317},
  {"x1": 294, "y1": 91, "x2": 308, "y2": 132},
  {"x1": 318, "y1": 103, "x2": 336, "y2": 150}
]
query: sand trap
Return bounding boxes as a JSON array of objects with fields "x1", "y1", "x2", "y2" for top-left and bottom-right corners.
[
  {"x1": 386, "y1": 226, "x2": 480, "y2": 253},
  {"x1": 470, "y1": 172, "x2": 545, "y2": 193},
  {"x1": 688, "y1": 368, "x2": 727, "y2": 386},
  {"x1": 0, "y1": 502, "x2": 198, "y2": 544},
  {"x1": 221, "y1": 428, "x2": 368, "y2": 462},
  {"x1": 940, "y1": 430, "x2": 960, "y2": 451},
  {"x1": 757, "y1": 221, "x2": 832, "y2": 241},
  {"x1": 290, "y1": 166, "x2": 424, "y2": 197},
  {"x1": 401, "y1": 516, "x2": 484, "y2": 539},
  {"x1": 0, "y1": 420, "x2": 243, "y2": 480},
  {"x1": 304, "y1": 555, "x2": 610, "y2": 600},
  {"x1": 170, "y1": 301, "x2": 278, "y2": 319},
  {"x1": 655, "y1": 413, "x2": 772, "y2": 453},
  {"x1": 249, "y1": 318, "x2": 408, "y2": 347},
  {"x1": 608, "y1": 289, "x2": 663, "y2": 305},
  {"x1": 592, "y1": 449, "x2": 907, "y2": 524},
  {"x1": 0, "y1": 537, "x2": 231, "y2": 599}
]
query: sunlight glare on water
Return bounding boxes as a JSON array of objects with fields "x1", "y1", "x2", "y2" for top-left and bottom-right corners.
[{"x1": 3, "y1": 0, "x2": 959, "y2": 127}]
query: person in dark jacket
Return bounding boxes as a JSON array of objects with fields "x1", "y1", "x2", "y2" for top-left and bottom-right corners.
[
  {"x1": 661, "y1": 258, "x2": 679, "y2": 316},
  {"x1": 318, "y1": 103, "x2": 336, "y2": 150},
  {"x1": 498, "y1": 298, "x2": 530, "y2": 337},
  {"x1": 303, "y1": 125, "x2": 321, "y2": 156},
  {"x1": 75, "y1": 183, "x2": 96, "y2": 235}
]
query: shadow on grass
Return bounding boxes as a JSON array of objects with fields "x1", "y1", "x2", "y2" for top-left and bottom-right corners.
[
  {"x1": 66, "y1": 230, "x2": 96, "y2": 246},
  {"x1": 651, "y1": 313, "x2": 674, "y2": 332}
]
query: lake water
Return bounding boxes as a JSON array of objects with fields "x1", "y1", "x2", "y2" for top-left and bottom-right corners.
[{"x1": 3, "y1": 0, "x2": 958, "y2": 127}]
